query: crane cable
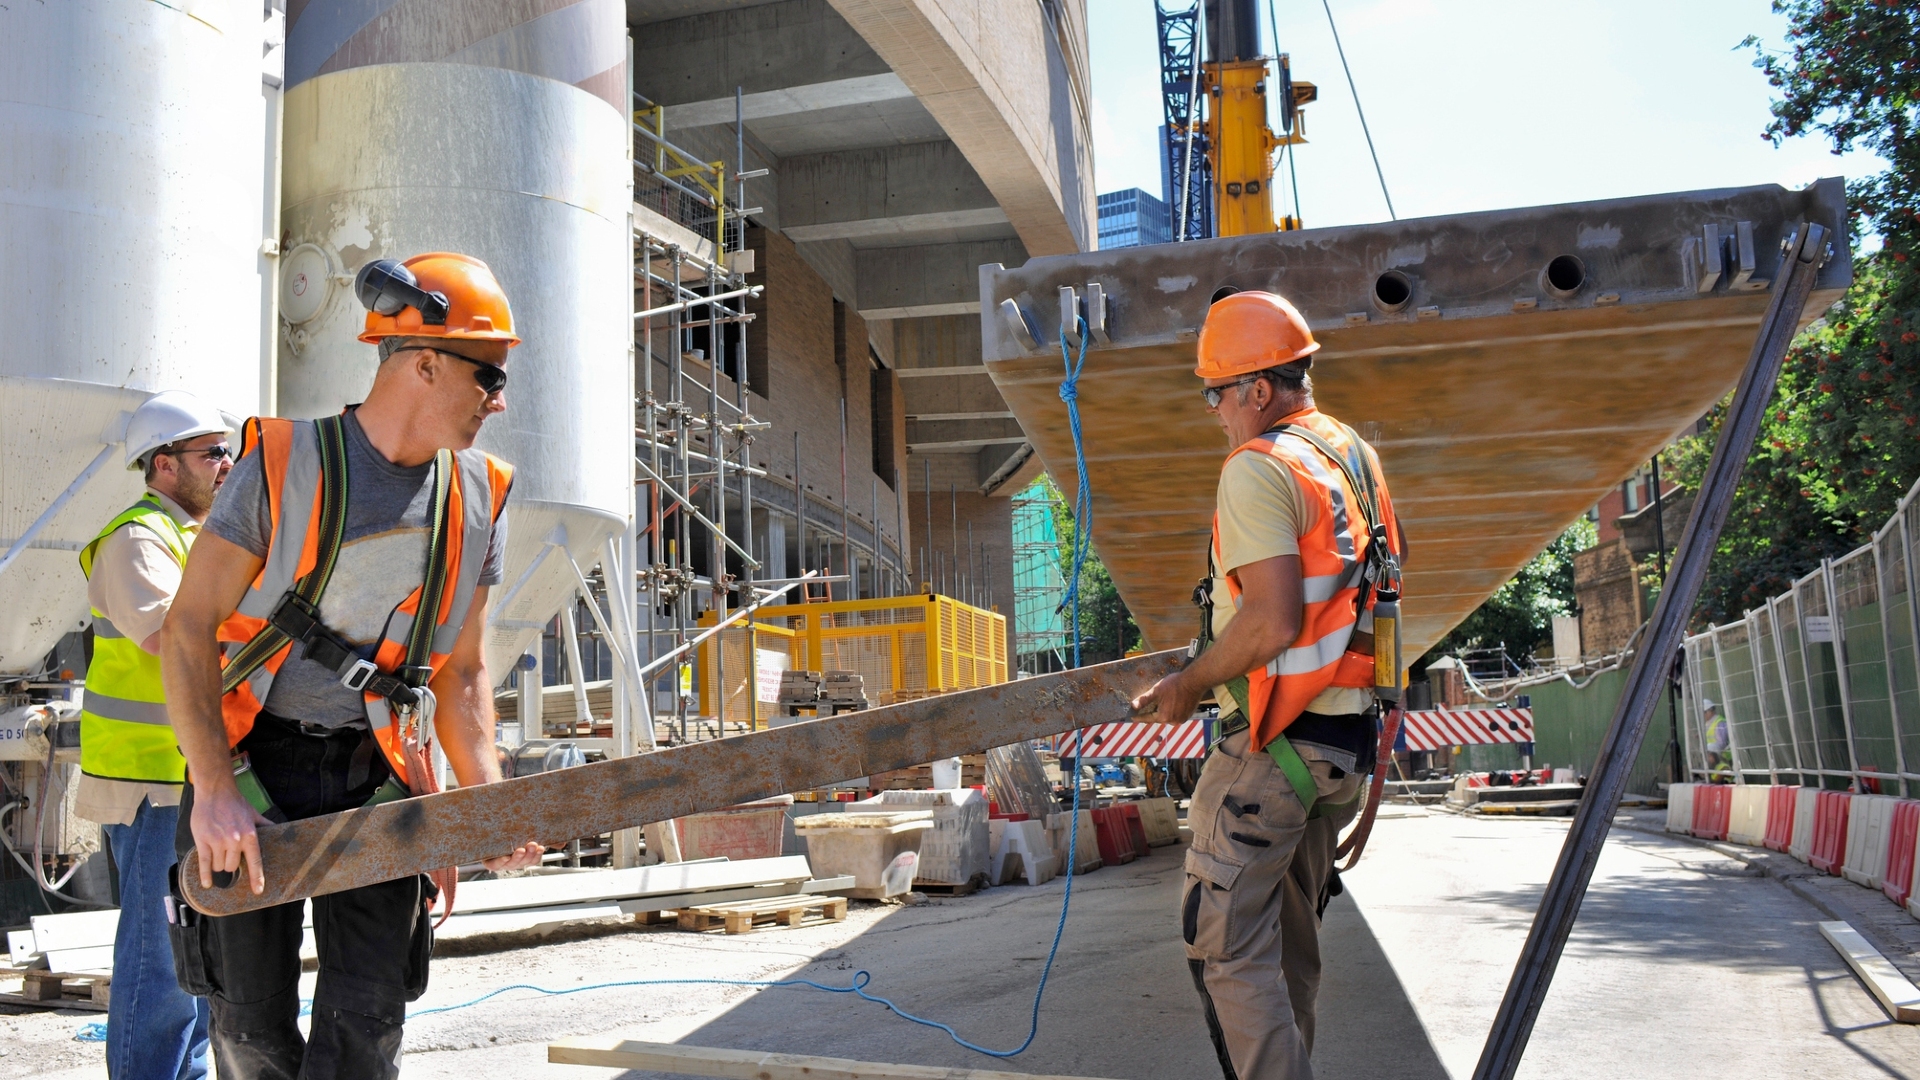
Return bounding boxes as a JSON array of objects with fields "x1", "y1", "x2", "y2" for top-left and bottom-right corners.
[{"x1": 1319, "y1": 0, "x2": 1396, "y2": 220}]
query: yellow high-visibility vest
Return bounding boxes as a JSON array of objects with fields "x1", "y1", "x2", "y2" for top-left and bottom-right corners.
[{"x1": 77, "y1": 495, "x2": 191, "y2": 784}]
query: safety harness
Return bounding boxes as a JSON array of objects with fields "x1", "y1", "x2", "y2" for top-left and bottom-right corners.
[
  {"x1": 1191, "y1": 418, "x2": 1402, "y2": 819},
  {"x1": 220, "y1": 414, "x2": 458, "y2": 803}
]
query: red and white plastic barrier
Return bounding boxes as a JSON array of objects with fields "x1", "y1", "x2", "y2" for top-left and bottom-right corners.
[
  {"x1": 1400, "y1": 707, "x2": 1533, "y2": 752},
  {"x1": 1885, "y1": 800, "x2": 1920, "y2": 910},
  {"x1": 1055, "y1": 719, "x2": 1207, "y2": 759},
  {"x1": 1790, "y1": 786, "x2": 1820, "y2": 863},
  {"x1": 1843, "y1": 795, "x2": 1899, "y2": 890},
  {"x1": 1727, "y1": 785, "x2": 1770, "y2": 847},
  {"x1": 1691, "y1": 784, "x2": 1732, "y2": 841},
  {"x1": 1809, "y1": 790, "x2": 1852, "y2": 875},
  {"x1": 1665, "y1": 783, "x2": 1695, "y2": 835},
  {"x1": 1763, "y1": 785, "x2": 1799, "y2": 853},
  {"x1": 1665, "y1": 785, "x2": 1920, "y2": 923}
]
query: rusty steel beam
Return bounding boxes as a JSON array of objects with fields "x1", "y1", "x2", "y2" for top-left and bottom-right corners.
[
  {"x1": 179, "y1": 649, "x2": 1185, "y2": 916},
  {"x1": 979, "y1": 180, "x2": 1852, "y2": 659}
]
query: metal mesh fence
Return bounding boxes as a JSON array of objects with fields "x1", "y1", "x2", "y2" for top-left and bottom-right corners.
[{"x1": 1682, "y1": 477, "x2": 1920, "y2": 794}]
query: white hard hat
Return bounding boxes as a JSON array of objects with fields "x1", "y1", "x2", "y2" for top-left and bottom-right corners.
[
  {"x1": 1701, "y1": 698, "x2": 1717, "y2": 711},
  {"x1": 125, "y1": 390, "x2": 232, "y2": 471}
]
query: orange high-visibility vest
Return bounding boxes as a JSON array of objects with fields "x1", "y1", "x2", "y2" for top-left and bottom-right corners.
[
  {"x1": 1212, "y1": 408, "x2": 1401, "y2": 752},
  {"x1": 216, "y1": 416, "x2": 512, "y2": 782}
]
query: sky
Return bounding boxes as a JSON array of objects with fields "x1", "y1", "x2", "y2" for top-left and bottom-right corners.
[{"x1": 1089, "y1": 0, "x2": 1889, "y2": 242}]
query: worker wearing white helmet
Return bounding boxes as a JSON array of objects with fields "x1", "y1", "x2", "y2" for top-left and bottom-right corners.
[
  {"x1": 1702, "y1": 698, "x2": 1731, "y2": 781},
  {"x1": 75, "y1": 389, "x2": 232, "y2": 1080}
]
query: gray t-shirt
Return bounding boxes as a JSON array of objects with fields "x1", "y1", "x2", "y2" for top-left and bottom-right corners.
[{"x1": 206, "y1": 412, "x2": 507, "y2": 727}]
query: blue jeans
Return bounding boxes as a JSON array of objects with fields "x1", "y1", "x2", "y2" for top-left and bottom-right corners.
[{"x1": 104, "y1": 800, "x2": 210, "y2": 1080}]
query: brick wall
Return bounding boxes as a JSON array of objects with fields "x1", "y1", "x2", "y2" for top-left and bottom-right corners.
[{"x1": 1574, "y1": 537, "x2": 1644, "y2": 658}]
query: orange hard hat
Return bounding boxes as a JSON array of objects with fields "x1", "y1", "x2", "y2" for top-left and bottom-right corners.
[
  {"x1": 1194, "y1": 290, "x2": 1318, "y2": 379},
  {"x1": 355, "y1": 252, "x2": 520, "y2": 346}
]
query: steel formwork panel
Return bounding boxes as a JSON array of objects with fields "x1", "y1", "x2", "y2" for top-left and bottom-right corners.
[{"x1": 979, "y1": 181, "x2": 1851, "y2": 658}]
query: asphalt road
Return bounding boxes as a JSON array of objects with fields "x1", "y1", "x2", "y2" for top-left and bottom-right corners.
[{"x1": 5, "y1": 805, "x2": 1915, "y2": 1078}]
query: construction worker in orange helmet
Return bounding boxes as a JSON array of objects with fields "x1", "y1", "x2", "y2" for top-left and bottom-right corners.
[
  {"x1": 1133, "y1": 289, "x2": 1406, "y2": 1080},
  {"x1": 161, "y1": 252, "x2": 542, "y2": 1080}
]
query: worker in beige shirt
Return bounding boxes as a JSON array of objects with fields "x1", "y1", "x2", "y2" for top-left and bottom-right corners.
[
  {"x1": 76, "y1": 390, "x2": 232, "y2": 1080},
  {"x1": 1135, "y1": 292, "x2": 1404, "y2": 1080}
]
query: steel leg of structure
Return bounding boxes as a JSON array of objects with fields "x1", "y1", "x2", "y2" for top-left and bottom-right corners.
[
  {"x1": 180, "y1": 649, "x2": 1186, "y2": 916},
  {"x1": 1472, "y1": 222, "x2": 1830, "y2": 1080}
]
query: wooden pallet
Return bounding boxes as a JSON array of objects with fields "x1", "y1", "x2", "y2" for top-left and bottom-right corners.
[
  {"x1": 1, "y1": 971, "x2": 111, "y2": 1011},
  {"x1": 675, "y1": 894, "x2": 849, "y2": 935}
]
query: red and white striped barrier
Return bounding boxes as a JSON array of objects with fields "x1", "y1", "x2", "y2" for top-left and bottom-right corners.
[
  {"x1": 1691, "y1": 784, "x2": 1732, "y2": 842},
  {"x1": 1843, "y1": 795, "x2": 1899, "y2": 891},
  {"x1": 1763, "y1": 785, "x2": 1799, "y2": 853},
  {"x1": 1885, "y1": 800, "x2": 1920, "y2": 909},
  {"x1": 1056, "y1": 720, "x2": 1208, "y2": 760},
  {"x1": 1810, "y1": 790, "x2": 1852, "y2": 875},
  {"x1": 1790, "y1": 786, "x2": 1820, "y2": 863},
  {"x1": 1728, "y1": 785, "x2": 1769, "y2": 847},
  {"x1": 1400, "y1": 708, "x2": 1533, "y2": 752},
  {"x1": 1666, "y1": 783, "x2": 1695, "y2": 835}
]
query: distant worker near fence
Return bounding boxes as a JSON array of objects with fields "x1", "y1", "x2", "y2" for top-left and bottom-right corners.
[
  {"x1": 1702, "y1": 698, "x2": 1731, "y2": 782},
  {"x1": 77, "y1": 390, "x2": 230, "y2": 1080},
  {"x1": 159, "y1": 252, "x2": 544, "y2": 1079},
  {"x1": 1133, "y1": 290, "x2": 1407, "y2": 1080}
]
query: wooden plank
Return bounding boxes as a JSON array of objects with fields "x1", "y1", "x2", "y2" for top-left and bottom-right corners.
[
  {"x1": 1819, "y1": 921, "x2": 1920, "y2": 1023},
  {"x1": 451, "y1": 856, "x2": 815, "y2": 914},
  {"x1": 547, "y1": 1037, "x2": 1127, "y2": 1079},
  {"x1": 0, "y1": 990, "x2": 109, "y2": 1013},
  {"x1": 675, "y1": 896, "x2": 847, "y2": 935}
]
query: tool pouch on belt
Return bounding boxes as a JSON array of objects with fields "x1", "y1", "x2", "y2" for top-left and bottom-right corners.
[{"x1": 165, "y1": 864, "x2": 216, "y2": 996}]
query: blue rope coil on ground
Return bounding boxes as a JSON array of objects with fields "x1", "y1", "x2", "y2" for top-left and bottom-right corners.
[{"x1": 76, "y1": 326, "x2": 1102, "y2": 1059}]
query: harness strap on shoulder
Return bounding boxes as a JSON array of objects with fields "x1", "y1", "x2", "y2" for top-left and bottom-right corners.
[
  {"x1": 399, "y1": 448, "x2": 456, "y2": 688},
  {"x1": 1270, "y1": 422, "x2": 1381, "y2": 535},
  {"x1": 222, "y1": 415, "x2": 351, "y2": 697}
]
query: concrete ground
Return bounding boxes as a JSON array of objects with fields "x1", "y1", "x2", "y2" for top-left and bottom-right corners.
[{"x1": 4, "y1": 806, "x2": 1916, "y2": 1078}]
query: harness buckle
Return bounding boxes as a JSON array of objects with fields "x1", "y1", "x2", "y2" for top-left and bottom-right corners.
[
  {"x1": 340, "y1": 658, "x2": 378, "y2": 692},
  {"x1": 268, "y1": 591, "x2": 324, "y2": 642}
]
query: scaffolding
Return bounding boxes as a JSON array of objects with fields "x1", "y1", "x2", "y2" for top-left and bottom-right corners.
[
  {"x1": 1011, "y1": 479, "x2": 1070, "y2": 674},
  {"x1": 627, "y1": 88, "x2": 919, "y2": 746}
]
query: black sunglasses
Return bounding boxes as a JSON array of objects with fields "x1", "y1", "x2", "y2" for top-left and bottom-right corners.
[
  {"x1": 400, "y1": 345, "x2": 507, "y2": 395},
  {"x1": 1200, "y1": 375, "x2": 1265, "y2": 408},
  {"x1": 158, "y1": 444, "x2": 234, "y2": 464}
]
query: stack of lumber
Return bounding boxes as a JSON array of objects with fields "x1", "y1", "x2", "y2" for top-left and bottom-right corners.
[
  {"x1": 493, "y1": 680, "x2": 615, "y2": 726},
  {"x1": 438, "y1": 855, "x2": 853, "y2": 939},
  {"x1": 870, "y1": 753, "x2": 985, "y2": 791},
  {"x1": 3, "y1": 858, "x2": 855, "y2": 980}
]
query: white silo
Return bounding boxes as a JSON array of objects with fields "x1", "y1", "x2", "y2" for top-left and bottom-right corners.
[
  {"x1": 0, "y1": 0, "x2": 271, "y2": 675},
  {"x1": 271, "y1": 2, "x2": 633, "y2": 682}
]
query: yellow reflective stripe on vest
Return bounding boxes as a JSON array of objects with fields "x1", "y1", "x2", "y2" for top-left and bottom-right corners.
[{"x1": 78, "y1": 497, "x2": 191, "y2": 784}]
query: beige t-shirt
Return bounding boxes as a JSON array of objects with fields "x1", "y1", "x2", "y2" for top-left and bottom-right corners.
[
  {"x1": 1209, "y1": 446, "x2": 1373, "y2": 718},
  {"x1": 75, "y1": 489, "x2": 196, "y2": 825}
]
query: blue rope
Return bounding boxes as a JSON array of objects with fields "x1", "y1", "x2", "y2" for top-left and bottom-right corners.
[{"x1": 1059, "y1": 317, "x2": 1093, "y2": 672}]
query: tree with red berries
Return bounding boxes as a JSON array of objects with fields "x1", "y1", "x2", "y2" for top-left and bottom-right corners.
[{"x1": 1667, "y1": 1, "x2": 1919, "y2": 625}]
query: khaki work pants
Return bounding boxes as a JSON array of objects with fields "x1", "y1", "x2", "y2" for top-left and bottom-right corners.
[{"x1": 1181, "y1": 730, "x2": 1361, "y2": 1080}]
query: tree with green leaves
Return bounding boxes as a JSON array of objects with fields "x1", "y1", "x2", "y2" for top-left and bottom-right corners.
[
  {"x1": 1426, "y1": 519, "x2": 1596, "y2": 665},
  {"x1": 1662, "y1": 1, "x2": 1920, "y2": 625},
  {"x1": 1043, "y1": 476, "x2": 1141, "y2": 665}
]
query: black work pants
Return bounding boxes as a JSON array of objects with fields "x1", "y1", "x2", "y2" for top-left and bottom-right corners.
[{"x1": 174, "y1": 715, "x2": 432, "y2": 1080}]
